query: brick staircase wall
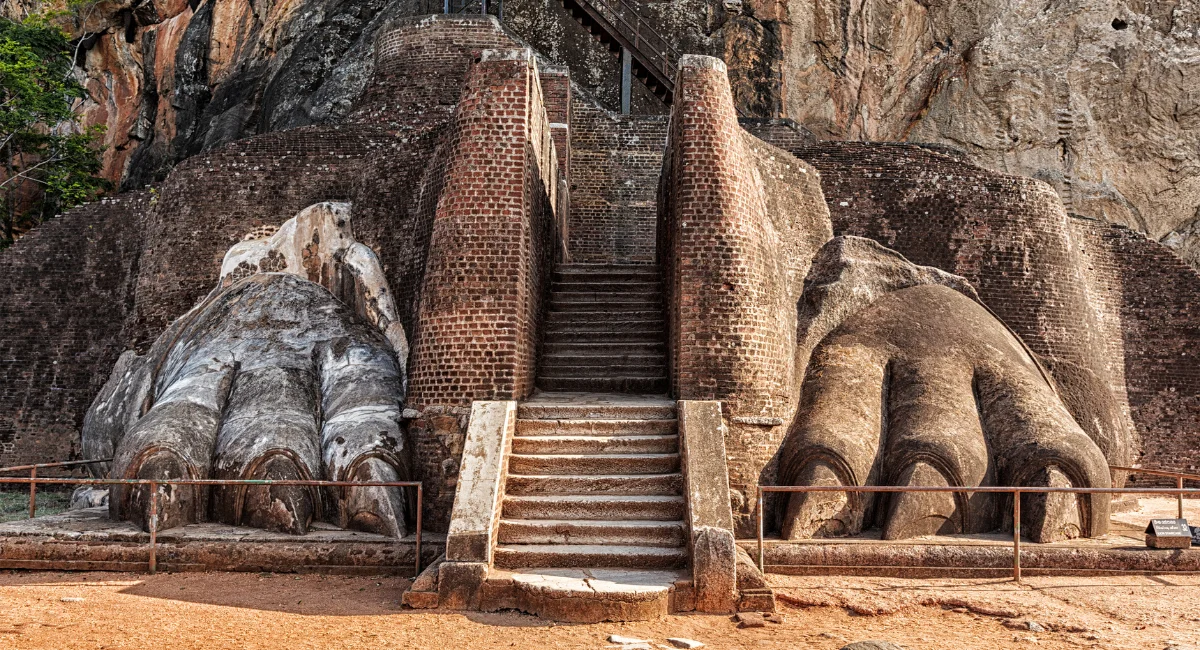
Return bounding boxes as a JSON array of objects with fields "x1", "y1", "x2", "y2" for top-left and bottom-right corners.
[
  {"x1": 659, "y1": 55, "x2": 832, "y2": 533},
  {"x1": 567, "y1": 98, "x2": 667, "y2": 264}
]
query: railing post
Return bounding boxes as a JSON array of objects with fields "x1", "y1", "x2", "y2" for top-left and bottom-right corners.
[
  {"x1": 415, "y1": 484, "x2": 423, "y2": 576},
  {"x1": 1012, "y1": 489, "x2": 1021, "y2": 583},
  {"x1": 28, "y1": 467, "x2": 36, "y2": 519},
  {"x1": 148, "y1": 481, "x2": 158, "y2": 575},
  {"x1": 1179, "y1": 476, "x2": 1185, "y2": 520},
  {"x1": 757, "y1": 487, "x2": 764, "y2": 573},
  {"x1": 620, "y1": 48, "x2": 632, "y2": 115}
]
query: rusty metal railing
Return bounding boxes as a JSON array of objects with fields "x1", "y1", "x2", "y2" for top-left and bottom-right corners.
[
  {"x1": 1111, "y1": 465, "x2": 1200, "y2": 519},
  {"x1": 0, "y1": 459, "x2": 113, "y2": 520},
  {"x1": 755, "y1": 484, "x2": 1200, "y2": 583},
  {"x1": 0, "y1": 475, "x2": 424, "y2": 576}
]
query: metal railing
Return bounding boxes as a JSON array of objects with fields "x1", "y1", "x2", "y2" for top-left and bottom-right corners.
[
  {"x1": 755, "y1": 483, "x2": 1200, "y2": 583},
  {"x1": 570, "y1": 0, "x2": 679, "y2": 87},
  {"x1": 1111, "y1": 465, "x2": 1200, "y2": 519},
  {"x1": 0, "y1": 458, "x2": 113, "y2": 520},
  {"x1": 0, "y1": 474, "x2": 424, "y2": 576}
]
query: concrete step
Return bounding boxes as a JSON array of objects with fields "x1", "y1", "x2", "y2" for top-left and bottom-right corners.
[
  {"x1": 516, "y1": 418, "x2": 677, "y2": 436},
  {"x1": 542, "y1": 341, "x2": 665, "y2": 355},
  {"x1": 512, "y1": 435, "x2": 678, "y2": 455},
  {"x1": 538, "y1": 364, "x2": 666, "y2": 378},
  {"x1": 498, "y1": 519, "x2": 687, "y2": 547},
  {"x1": 502, "y1": 495, "x2": 686, "y2": 520},
  {"x1": 545, "y1": 310, "x2": 663, "y2": 325},
  {"x1": 494, "y1": 544, "x2": 687, "y2": 569},
  {"x1": 491, "y1": 568, "x2": 684, "y2": 623},
  {"x1": 504, "y1": 473, "x2": 683, "y2": 496},
  {"x1": 508, "y1": 453, "x2": 680, "y2": 475},
  {"x1": 518, "y1": 398, "x2": 675, "y2": 421},
  {"x1": 543, "y1": 330, "x2": 664, "y2": 344},
  {"x1": 535, "y1": 376, "x2": 668, "y2": 393}
]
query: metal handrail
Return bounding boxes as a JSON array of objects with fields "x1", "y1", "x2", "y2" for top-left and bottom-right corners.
[
  {"x1": 0, "y1": 475, "x2": 424, "y2": 576},
  {"x1": 579, "y1": 0, "x2": 679, "y2": 82},
  {"x1": 755, "y1": 484, "x2": 1200, "y2": 583},
  {"x1": 0, "y1": 459, "x2": 113, "y2": 473},
  {"x1": 1112, "y1": 465, "x2": 1200, "y2": 519}
]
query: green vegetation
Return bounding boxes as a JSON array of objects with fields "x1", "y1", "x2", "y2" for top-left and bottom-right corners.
[
  {"x1": 0, "y1": 13, "x2": 108, "y2": 249},
  {"x1": 0, "y1": 488, "x2": 73, "y2": 522}
]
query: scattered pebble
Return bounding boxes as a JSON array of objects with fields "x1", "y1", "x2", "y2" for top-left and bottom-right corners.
[
  {"x1": 666, "y1": 639, "x2": 704, "y2": 649},
  {"x1": 60, "y1": 597, "x2": 84, "y2": 603},
  {"x1": 764, "y1": 613, "x2": 785, "y2": 624},
  {"x1": 608, "y1": 635, "x2": 650, "y2": 644},
  {"x1": 839, "y1": 642, "x2": 906, "y2": 650},
  {"x1": 1025, "y1": 621, "x2": 1046, "y2": 632}
]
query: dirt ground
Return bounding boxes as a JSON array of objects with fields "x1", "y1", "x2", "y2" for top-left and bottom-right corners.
[{"x1": 0, "y1": 571, "x2": 1196, "y2": 649}]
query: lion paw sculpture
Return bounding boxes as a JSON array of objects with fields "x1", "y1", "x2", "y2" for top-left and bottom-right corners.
[
  {"x1": 82, "y1": 203, "x2": 412, "y2": 537},
  {"x1": 778, "y1": 237, "x2": 1112, "y2": 543}
]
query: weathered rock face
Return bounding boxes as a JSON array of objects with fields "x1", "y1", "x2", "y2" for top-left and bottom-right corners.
[
  {"x1": 777, "y1": 0, "x2": 1200, "y2": 263},
  {"x1": 10, "y1": 0, "x2": 1194, "y2": 264}
]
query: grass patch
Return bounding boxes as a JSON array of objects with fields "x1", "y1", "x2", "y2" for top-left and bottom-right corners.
[{"x1": 0, "y1": 489, "x2": 74, "y2": 523}]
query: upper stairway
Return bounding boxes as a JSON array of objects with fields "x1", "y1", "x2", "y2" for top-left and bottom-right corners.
[
  {"x1": 536, "y1": 263, "x2": 668, "y2": 394},
  {"x1": 554, "y1": 0, "x2": 679, "y2": 103}
]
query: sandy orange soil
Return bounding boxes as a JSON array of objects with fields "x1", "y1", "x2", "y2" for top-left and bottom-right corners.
[{"x1": 0, "y1": 571, "x2": 1195, "y2": 649}]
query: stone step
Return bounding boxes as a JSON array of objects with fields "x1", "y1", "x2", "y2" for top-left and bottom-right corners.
[
  {"x1": 516, "y1": 418, "x2": 677, "y2": 436},
  {"x1": 494, "y1": 568, "x2": 684, "y2": 623},
  {"x1": 535, "y1": 376, "x2": 668, "y2": 393},
  {"x1": 502, "y1": 495, "x2": 686, "y2": 520},
  {"x1": 542, "y1": 319, "x2": 665, "y2": 334},
  {"x1": 504, "y1": 473, "x2": 683, "y2": 496},
  {"x1": 538, "y1": 352, "x2": 665, "y2": 367},
  {"x1": 545, "y1": 310, "x2": 663, "y2": 325},
  {"x1": 548, "y1": 298, "x2": 662, "y2": 312},
  {"x1": 554, "y1": 268, "x2": 661, "y2": 284},
  {"x1": 543, "y1": 330, "x2": 664, "y2": 344},
  {"x1": 553, "y1": 290, "x2": 662, "y2": 301},
  {"x1": 538, "y1": 364, "x2": 666, "y2": 378},
  {"x1": 498, "y1": 519, "x2": 687, "y2": 547},
  {"x1": 542, "y1": 341, "x2": 665, "y2": 356},
  {"x1": 508, "y1": 453, "x2": 679, "y2": 475},
  {"x1": 552, "y1": 281, "x2": 662, "y2": 294},
  {"x1": 518, "y1": 399, "x2": 675, "y2": 421},
  {"x1": 512, "y1": 435, "x2": 678, "y2": 455},
  {"x1": 494, "y1": 544, "x2": 687, "y2": 569}
]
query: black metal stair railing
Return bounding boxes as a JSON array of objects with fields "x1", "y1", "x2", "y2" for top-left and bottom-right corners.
[{"x1": 557, "y1": 0, "x2": 680, "y2": 103}]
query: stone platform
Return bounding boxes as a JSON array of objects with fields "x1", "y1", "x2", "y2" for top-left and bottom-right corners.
[
  {"x1": 745, "y1": 498, "x2": 1200, "y2": 577},
  {"x1": 0, "y1": 507, "x2": 443, "y2": 575},
  {"x1": 480, "y1": 568, "x2": 691, "y2": 622}
]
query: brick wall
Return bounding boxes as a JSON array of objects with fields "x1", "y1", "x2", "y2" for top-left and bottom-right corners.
[
  {"x1": 403, "y1": 47, "x2": 560, "y2": 527},
  {"x1": 568, "y1": 95, "x2": 667, "y2": 264},
  {"x1": 660, "y1": 55, "x2": 832, "y2": 532},
  {"x1": 1071, "y1": 219, "x2": 1200, "y2": 476},
  {"x1": 0, "y1": 194, "x2": 150, "y2": 467}
]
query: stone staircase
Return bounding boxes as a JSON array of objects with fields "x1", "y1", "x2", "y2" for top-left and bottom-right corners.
[
  {"x1": 487, "y1": 393, "x2": 690, "y2": 620},
  {"x1": 536, "y1": 263, "x2": 669, "y2": 394},
  {"x1": 495, "y1": 394, "x2": 685, "y2": 569}
]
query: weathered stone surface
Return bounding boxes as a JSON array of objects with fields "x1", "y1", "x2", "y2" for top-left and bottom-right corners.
[
  {"x1": 677, "y1": 400, "x2": 737, "y2": 613},
  {"x1": 778, "y1": 0, "x2": 1200, "y2": 264},
  {"x1": 84, "y1": 270, "x2": 410, "y2": 537},
  {"x1": 778, "y1": 236, "x2": 1115, "y2": 542},
  {"x1": 504, "y1": 569, "x2": 677, "y2": 622},
  {"x1": 444, "y1": 401, "x2": 516, "y2": 563}
]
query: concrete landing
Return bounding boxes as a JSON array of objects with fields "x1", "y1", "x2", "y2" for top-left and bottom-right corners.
[
  {"x1": 483, "y1": 568, "x2": 691, "y2": 622},
  {"x1": 0, "y1": 507, "x2": 443, "y2": 575}
]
